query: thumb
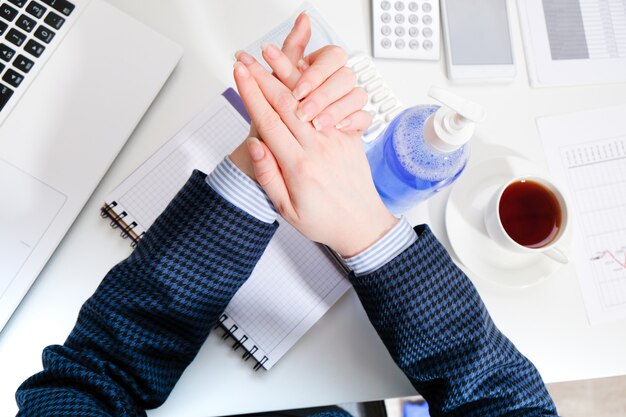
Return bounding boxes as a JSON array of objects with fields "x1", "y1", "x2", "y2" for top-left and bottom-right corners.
[{"x1": 247, "y1": 137, "x2": 293, "y2": 218}]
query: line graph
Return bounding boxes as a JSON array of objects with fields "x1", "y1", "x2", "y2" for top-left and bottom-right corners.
[{"x1": 592, "y1": 247, "x2": 626, "y2": 270}]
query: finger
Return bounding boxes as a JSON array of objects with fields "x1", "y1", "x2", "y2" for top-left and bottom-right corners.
[
  {"x1": 233, "y1": 61, "x2": 301, "y2": 164},
  {"x1": 293, "y1": 45, "x2": 348, "y2": 100},
  {"x1": 237, "y1": 52, "x2": 315, "y2": 144},
  {"x1": 247, "y1": 137, "x2": 295, "y2": 220},
  {"x1": 310, "y1": 87, "x2": 368, "y2": 131},
  {"x1": 336, "y1": 110, "x2": 373, "y2": 132},
  {"x1": 261, "y1": 43, "x2": 301, "y2": 90},
  {"x1": 282, "y1": 12, "x2": 311, "y2": 64},
  {"x1": 297, "y1": 66, "x2": 357, "y2": 124}
]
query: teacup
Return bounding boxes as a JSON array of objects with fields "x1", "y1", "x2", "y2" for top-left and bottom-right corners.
[{"x1": 484, "y1": 175, "x2": 569, "y2": 264}]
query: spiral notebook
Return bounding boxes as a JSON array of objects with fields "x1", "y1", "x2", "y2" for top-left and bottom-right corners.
[{"x1": 100, "y1": 89, "x2": 351, "y2": 370}]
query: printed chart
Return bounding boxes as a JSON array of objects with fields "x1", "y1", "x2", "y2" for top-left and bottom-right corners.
[{"x1": 561, "y1": 137, "x2": 626, "y2": 321}]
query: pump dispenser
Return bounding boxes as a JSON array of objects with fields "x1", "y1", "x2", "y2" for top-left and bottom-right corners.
[{"x1": 366, "y1": 87, "x2": 485, "y2": 214}]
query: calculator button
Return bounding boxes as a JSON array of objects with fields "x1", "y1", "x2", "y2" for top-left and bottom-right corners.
[
  {"x1": 423, "y1": 3, "x2": 432, "y2": 12},
  {"x1": 381, "y1": 38, "x2": 392, "y2": 49},
  {"x1": 395, "y1": 26, "x2": 405, "y2": 36},
  {"x1": 394, "y1": 1, "x2": 404, "y2": 11},
  {"x1": 13, "y1": 54, "x2": 33, "y2": 72},
  {"x1": 6, "y1": 28, "x2": 26, "y2": 46},
  {"x1": 34, "y1": 25, "x2": 55, "y2": 43},
  {"x1": 408, "y1": 26, "x2": 418, "y2": 37},
  {"x1": 24, "y1": 38, "x2": 45, "y2": 57},
  {"x1": 423, "y1": 40, "x2": 433, "y2": 50},
  {"x1": 0, "y1": 3, "x2": 18, "y2": 21},
  {"x1": 380, "y1": 0, "x2": 391, "y2": 10},
  {"x1": 0, "y1": 43, "x2": 15, "y2": 62},
  {"x1": 9, "y1": 0, "x2": 27, "y2": 7},
  {"x1": 2, "y1": 68, "x2": 23, "y2": 88},
  {"x1": 381, "y1": 12, "x2": 391, "y2": 23},
  {"x1": 423, "y1": 15, "x2": 433, "y2": 25},
  {"x1": 381, "y1": 25, "x2": 391, "y2": 36},
  {"x1": 394, "y1": 13, "x2": 404, "y2": 24},
  {"x1": 409, "y1": 39, "x2": 419, "y2": 49},
  {"x1": 0, "y1": 20, "x2": 7, "y2": 36},
  {"x1": 395, "y1": 38, "x2": 405, "y2": 49},
  {"x1": 408, "y1": 2, "x2": 418, "y2": 12},
  {"x1": 408, "y1": 14, "x2": 418, "y2": 25},
  {"x1": 15, "y1": 14, "x2": 36, "y2": 32},
  {"x1": 25, "y1": 1, "x2": 46, "y2": 18},
  {"x1": 0, "y1": 83, "x2": 14, "y2": 111}
]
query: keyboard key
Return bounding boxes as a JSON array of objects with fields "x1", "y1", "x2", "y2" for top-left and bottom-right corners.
[
  {"x1": 15, "y1": 14, "x2": 36, "y2": 32},
  {"x1": 34, "y1": 25, "x2": 54, "y2": 43},
  {"x1": 0, "y1": 83, "x2": 14, "y2": 112},
  {"x1": 0, "y1": 62, "x2": 4, "y2": 73},
  {"x1": 6, "y1": 28, "x2": 27, "y2": 47},
  {"x1": 24, "y1": 38, "x2": 44, "y2": 57},
  {"x1": 3, "y1": 68, "x2": 23, "y2": 88},
  {"x1": 0, "y1": 43, "x2": 15, "y2": 62},
  {"x1": 13, "y1": 54, "x2": 33, "y2": 72},
  {"x1": 8, "y1": 0, "x2": 27, "y2": 8},
  {"x1": 44, "y1": 11, "x2": 64, "y2": 29},
  {"x1": 25, "y1": 1, "x2": 46, "y2": 18},
  {"x1": 0, "y1": 3, "x2": 18, "y2": 21},
  {"x1": 40, "y1": 0, "x2": 73, "y2": 16}
]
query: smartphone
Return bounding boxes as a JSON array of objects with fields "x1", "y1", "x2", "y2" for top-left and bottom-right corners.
[{"x1": 441, "y1": 0, "x2": 516, "y2": 82}]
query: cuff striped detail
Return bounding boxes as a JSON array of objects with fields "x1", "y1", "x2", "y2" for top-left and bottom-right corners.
[
  {"x1": 342, "y1": 216, "x2": 417, "y2": 276},
  {"x1": 206, "y1": 157, "x2": 278, "y2": 224}
]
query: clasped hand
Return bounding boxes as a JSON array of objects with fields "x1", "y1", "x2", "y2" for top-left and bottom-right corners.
[{"x1": 231, "y1": 14, "x2": 397, "y2": 258}]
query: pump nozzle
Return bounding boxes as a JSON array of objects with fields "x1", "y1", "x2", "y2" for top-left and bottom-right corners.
[{"x1": 424, "y1": 86, "x2": 486, "y2": 152}]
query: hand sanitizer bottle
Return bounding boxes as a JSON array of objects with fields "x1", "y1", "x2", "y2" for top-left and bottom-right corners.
[{"x1": 366, "y1": 87, "x2": 486, "y2": 214}]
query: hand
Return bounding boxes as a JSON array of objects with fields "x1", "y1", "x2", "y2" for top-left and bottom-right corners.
[
  {"x1": 233, "y1": 54, "x2": 397, "y2": 258},
  {"x1": 230, "y1": 12, "x2": 369, "y2": 179}
]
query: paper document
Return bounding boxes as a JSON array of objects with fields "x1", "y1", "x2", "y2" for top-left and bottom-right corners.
[
  {"x1": 519, "y1": 0, "x2": 626, "y2": 86},
  {"x1": 539, "y1": 105, "x2": 626, "y2": 324}
]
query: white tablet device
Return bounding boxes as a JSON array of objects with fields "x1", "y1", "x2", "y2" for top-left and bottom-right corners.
[{"x1": 441, "y1": 0, "x2": 516, "y2": 82}]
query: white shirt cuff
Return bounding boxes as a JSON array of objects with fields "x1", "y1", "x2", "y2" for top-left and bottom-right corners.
[
  {"x1": 206, "y1": 156, "x2": 278, "y2": 224},
  {"x1": 342, "y1": 216, "x2": 417, "y2": 276}
]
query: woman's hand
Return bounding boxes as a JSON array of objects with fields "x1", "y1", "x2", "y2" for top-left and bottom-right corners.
[
  {"x1": 230, "y1": 13, "x2": 369, "y2": 179},
  {"x1": 233, "y1": 54, "x2": 397, "y2": 258}
]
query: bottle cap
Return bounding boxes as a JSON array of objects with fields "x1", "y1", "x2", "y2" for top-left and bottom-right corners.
[{"x1": 426, "y1": 86, "x2": 486, "y2": 152}]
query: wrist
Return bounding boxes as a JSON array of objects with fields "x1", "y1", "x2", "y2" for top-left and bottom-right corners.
[
  {"x1": 229, "y1": 139, "x2": 256, "y2": 181},
  {"x1": 335, "y1": 210, "x2": 398, "y2": 258}
]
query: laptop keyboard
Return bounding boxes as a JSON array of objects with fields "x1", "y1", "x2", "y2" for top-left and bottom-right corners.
[{"x1": 0, "y1": 0, "x2": 74, "y2": 117}]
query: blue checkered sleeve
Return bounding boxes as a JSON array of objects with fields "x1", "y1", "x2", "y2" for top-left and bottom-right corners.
[
  {"x1": 15, "y1": 170, "x2": 278, "y2": 416},
  {"x1": 350, "y1": 224, "x2": 558, "y2": 417}
]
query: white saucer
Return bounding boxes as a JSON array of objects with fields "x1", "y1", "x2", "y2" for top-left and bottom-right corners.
[{"x1": 445, "y1": 156, "x2": 569, "y2": 288}]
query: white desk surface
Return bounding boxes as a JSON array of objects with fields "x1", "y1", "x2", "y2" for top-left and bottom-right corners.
[{"x1": 2, "y1": 1, "x2": 626, "y2": 416}]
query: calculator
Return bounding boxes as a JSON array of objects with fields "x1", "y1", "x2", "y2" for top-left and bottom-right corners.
[{"x1": 371, "y1": 0, "x2": 440, "y2": 60}]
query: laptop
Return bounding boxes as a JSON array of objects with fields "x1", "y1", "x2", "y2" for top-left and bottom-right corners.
[{"x1": 0, "y1": 0, "x2": 182, "y2": 331}]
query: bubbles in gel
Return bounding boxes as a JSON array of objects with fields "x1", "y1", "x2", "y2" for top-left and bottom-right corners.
[{"x1": 366, "y1": 105, "x2": 470, "y2": 214}]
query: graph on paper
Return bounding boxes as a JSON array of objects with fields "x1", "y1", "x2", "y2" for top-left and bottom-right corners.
[{"x1": 560, "y1": 137, "x2": 626, "y2": 320}]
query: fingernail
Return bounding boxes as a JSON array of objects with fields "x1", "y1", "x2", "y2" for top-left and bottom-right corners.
[
  {"x1": 312, "y1": 114, "x2": 332, "y2": 131},
  {"x1": 292, "y1": 82, "x2": 311, "y2": 100},
  {"x1": 235, "y1": 50, "x2": 254, "y2": 65},
  {"x1": 262, "y1": 42, "x2": 281, "y2": 59},
  {"x1": 335, "y1": 118, "x2": 351, "y2": 129},
  {"x1": 297, "y1": 59, "x2": 309, "y2": 71},
  {"x1": 296, "y1": 101, "x2": 317, "y2": 122},
  {"x1": 247, "y1": 137, "x2": 265, "y2": 161},
  {"x1": 234, "y1": 62, "x2": 249, "y2": 77}
]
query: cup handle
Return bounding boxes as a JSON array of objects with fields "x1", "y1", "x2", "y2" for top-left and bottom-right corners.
[{"x1": 543, "y1": 246, "x2": 569, "y2": 264}]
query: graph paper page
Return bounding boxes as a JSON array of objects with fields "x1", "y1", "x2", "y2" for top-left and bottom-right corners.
[
  {"x1": 539, "y1": 105, "x2": 626, "y2": 324},
  {"x1": 104, "y1": 92, "x2": 350, "y2": 369}
]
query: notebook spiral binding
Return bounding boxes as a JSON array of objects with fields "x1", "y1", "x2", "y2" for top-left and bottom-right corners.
[
  {"x1": 216, "y1": 313, "x2": 268, "y2": 371},
  {"x1": 100, "y1": 201, "x2": 143, "y2": 247}
]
